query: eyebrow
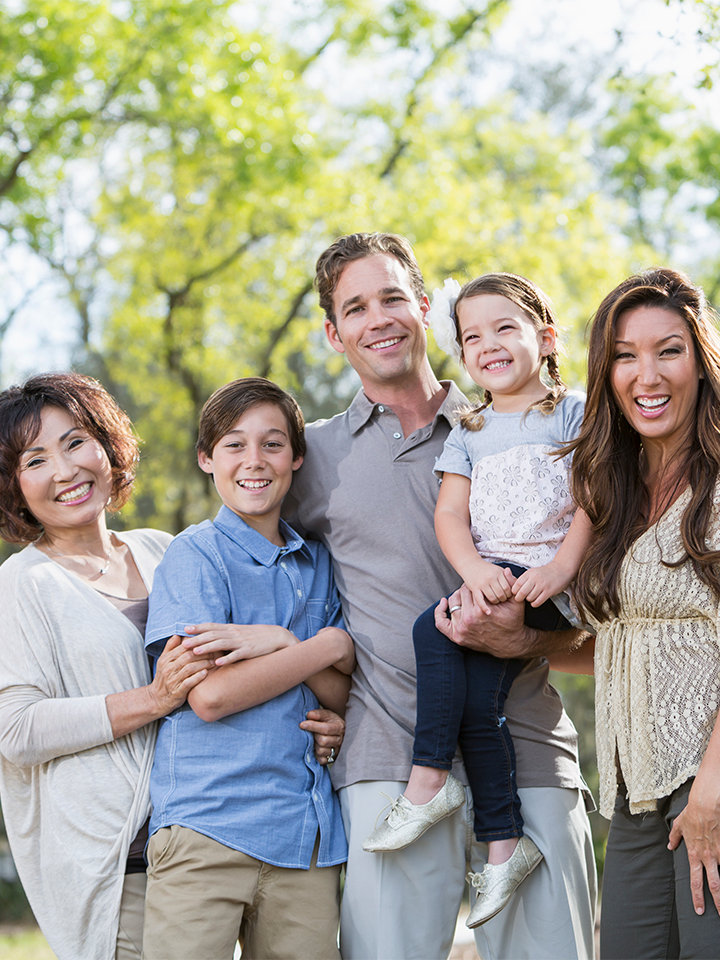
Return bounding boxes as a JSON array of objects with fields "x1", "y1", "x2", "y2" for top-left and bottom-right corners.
[
  {"x1": 23, "y1": 427, "x2": 80, "y2": 454},
  {"x1": 339, "y1": 286, "x2": 406, "y2": 315},
  {"x1": 225, "y1": 427, "x2": 288, "y2": 438},
  {"x1": 615, "y1": 333, "x2": 685, "y2": 346}
]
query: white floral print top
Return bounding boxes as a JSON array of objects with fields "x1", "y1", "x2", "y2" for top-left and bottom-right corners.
[{"x1": 434, "y1": 392, "x2": 585, "y2": 569}]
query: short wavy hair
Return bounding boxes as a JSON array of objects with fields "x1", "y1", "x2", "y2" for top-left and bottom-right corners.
[
  {"x1": 315, "y1": 232, "x2": 425, "y2": 327},
  {"x1": 0, "y1": 373, "x2": 139, "y2": 544}
]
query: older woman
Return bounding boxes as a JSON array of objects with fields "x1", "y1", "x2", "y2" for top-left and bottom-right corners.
[
  {"x1": 0, "y1": 373, "x2": 217, "y2": 960},
  {"x1": 568, "y1": 268, "x2": 720, "y2": 957}
]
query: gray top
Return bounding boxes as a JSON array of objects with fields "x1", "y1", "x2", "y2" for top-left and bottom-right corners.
[{"x1": 285, "y1": 383, "x2": 586, "y2": 793}]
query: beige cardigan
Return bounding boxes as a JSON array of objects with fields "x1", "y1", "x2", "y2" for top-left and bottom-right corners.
[{"x1": 0, "y1": 529, "x2": 171, "y2": 960}]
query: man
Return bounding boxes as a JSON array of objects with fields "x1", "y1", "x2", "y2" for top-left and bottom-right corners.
[{"x1": 285, "y1": 233, "x2": 596, "y2": 960}]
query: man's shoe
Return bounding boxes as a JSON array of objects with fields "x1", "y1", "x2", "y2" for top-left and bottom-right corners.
[
  {"x1": 362, "y1": 773, "x2": 465, "y2": 852},
  {"x1": 466, "y1": 835, "x2": 543, "y2": 928}
]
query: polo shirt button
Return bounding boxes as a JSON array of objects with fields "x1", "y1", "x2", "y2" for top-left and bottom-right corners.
[
  {"x1": 393, "y1": 432, "x2": 401, "y2": 439},
  {"x1": 280, "y1": 561, "x2": 287, "y2": 569},
  {"x1": 297, "y1": 589, "x2": 302, "y2": 597},
  {"x1": 378, "y1": 405, "x2": 385, "y2": 412}
]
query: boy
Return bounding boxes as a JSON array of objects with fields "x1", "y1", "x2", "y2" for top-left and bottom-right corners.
[{"x1": 142, "y1": 378, "x2": 354, "y2": 960}]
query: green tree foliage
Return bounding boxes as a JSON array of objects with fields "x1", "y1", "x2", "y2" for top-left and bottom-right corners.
[{"x1": 1, "y1": 0, "x2": 649, "y2": 533}]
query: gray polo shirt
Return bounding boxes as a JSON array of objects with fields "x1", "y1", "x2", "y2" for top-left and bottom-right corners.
[{"x1": 284, "y1": 383, "x2": 585, "y2": 793}]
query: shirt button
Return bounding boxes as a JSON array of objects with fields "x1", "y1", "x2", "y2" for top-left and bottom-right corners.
[
  {"x1": 280, "y1": 561, "x2": 287, "y2": 569},
  {"x1": 297, "y1": 589, "x2": 302, "y2": 598},
  {"x1": 378, "y1": 405, "x2": 385, "y2": 412},
  {"x1": 393, "y1": 432, "x2": 401, "y2": 439}
]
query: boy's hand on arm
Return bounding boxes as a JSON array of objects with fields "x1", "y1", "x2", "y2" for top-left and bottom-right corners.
[
  {"x1": 512, "y1": 561, "x2": 572, "y2": 607},
  {"x1": 182, "y1": 623, "x2": 298, "y2": 665}
]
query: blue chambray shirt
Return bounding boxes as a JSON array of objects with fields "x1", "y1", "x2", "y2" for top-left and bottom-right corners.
[{"x1": 144, "y1": 505, "x2": 348, "y2": 869}]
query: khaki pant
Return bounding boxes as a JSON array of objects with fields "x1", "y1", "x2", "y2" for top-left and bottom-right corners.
[
  {"x1": 116, "y1": 873, "x2": 146, "y2": 960},
  {"x1": 142, "y1": 825, "x2": 341, "y2": 960}
]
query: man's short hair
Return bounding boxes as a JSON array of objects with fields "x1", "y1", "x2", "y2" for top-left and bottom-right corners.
[
  {"x1": 197, "y1": 378, "x2": 306, "y2": 461},
  {"x1": 315, "y1": 233, "x2": 425, "y2": 327}
]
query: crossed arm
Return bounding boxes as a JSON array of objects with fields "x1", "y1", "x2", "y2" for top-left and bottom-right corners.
[{"x1": 181, "y1": 623, "x2": 355, "y2": 722}]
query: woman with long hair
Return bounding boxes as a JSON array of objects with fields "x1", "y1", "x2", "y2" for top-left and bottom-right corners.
[{"x1": 568, "y1": 268, "x2": 720, "y2": 956}]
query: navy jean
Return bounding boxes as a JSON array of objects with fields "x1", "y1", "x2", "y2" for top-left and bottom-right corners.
[{"x1": 412, "y1": 563, "x2": 571, "y2": 842}]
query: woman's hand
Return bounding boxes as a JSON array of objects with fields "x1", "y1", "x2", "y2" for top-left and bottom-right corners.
[
  {"x1": 668, "y1": 776, "x2": 720, "y2": 916},
  {"x1": 148, "y1": 635, "x2": 214, "y2": 716},
  {"x1": 300, "y1": 708, "x2": 345, "y2": 765},
  {"x1": 181, "y1": 623, "x2": 298, "y2": 665},
  {"x1": 107, "y1": 635, "x2": 213, "y2": 739}
]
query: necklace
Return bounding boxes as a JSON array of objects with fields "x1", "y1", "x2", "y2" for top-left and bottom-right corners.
[{"x1": 40, "y1": 539, "x2": 113, "y2": 576}]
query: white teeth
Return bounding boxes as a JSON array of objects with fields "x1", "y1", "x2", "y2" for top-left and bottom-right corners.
[
  {"x1": 240, "y1": 480, "x2": 270, "y2": 489},
  {"x1": 369, "y1": 338, "x2": 401, "y2": 350},
  {"x1": 57, "y1": 482, "x2": 91, "y2": 502},
  {"x1": 485, "y1": 360, "x2": 510, "y2": 371},
  {"x1": 637, "y1": 396, "x2": 669, "y2": 409}
]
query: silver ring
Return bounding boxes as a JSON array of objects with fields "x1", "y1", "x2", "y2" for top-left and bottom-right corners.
[
  {"x1": 327, "y1": 747, "x2": 336, "y2": 764},
  {"x1": 449, "y1": 605, "x2": 462, "y2": 613}
]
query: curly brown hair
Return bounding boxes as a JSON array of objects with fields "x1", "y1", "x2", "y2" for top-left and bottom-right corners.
[
  {"x1": 315, "y1": 232, "x2": 426, "y2": 327},
  {"x1": 566, "y1": 267, "x2": 720, "y2": 621},
  {"x1": 0, "y1": 373, "x2": 139, "y2": 544},
  {"x1": 453, "y1": 273, "x2": 567, "y2": 431}
]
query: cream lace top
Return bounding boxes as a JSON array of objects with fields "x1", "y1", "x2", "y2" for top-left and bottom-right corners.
[{"x1": 593, "y1": 486, "x2": 720, "y2": 819}]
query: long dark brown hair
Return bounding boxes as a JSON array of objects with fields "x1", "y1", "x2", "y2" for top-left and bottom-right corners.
[
  {"x1": 567, "y1": 268, "x2": 720, "y2": 621},
  {"x1": 453, "y1": 273, "x2": 567, "y2": 431}
]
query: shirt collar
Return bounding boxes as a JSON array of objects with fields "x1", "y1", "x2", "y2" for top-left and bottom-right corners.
[
  {"x1": 213, "y1": 505, "x2": 314, "y2": 567},
  {"x1": 347, "y1": 380, "x2": 468, "y2": 435}
]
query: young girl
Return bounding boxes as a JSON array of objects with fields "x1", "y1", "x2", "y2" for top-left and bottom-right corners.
[{"x1": 362, "y1": 273, "x2": 592, "y2": 929}]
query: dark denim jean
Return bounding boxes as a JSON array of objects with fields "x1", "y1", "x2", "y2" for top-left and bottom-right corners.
[{"x1": 412, "y1": 562, "x2": 570, "y2": 842}]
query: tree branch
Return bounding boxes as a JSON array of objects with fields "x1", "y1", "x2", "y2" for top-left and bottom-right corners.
[{"x1": 259, "y1": 279, "x2": 314, "y2": 378}]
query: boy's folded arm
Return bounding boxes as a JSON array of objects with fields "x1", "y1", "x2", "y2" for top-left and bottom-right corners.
[
  {"x1": 302, "y1": 628, "x2": 355, "y2": 716},
  {"x1": 187, "y1": 627, "x2": 353, "y2": 722}
]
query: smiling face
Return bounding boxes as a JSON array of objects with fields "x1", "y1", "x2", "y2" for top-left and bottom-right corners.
[
  {"x1": 611, "y1": 305, "x2": 702, "y2": 459},
  {"x1": 324, "y1": 254, "x2": 431, "y2": 393},
  {"x1": 17, "y1": 405, "x2": 114, "y2": 540},
  {"x1": 198, "y1": 402, "x2": 303, "y2": 544},
  {"x1": 457, "y1": 294, "x2": 556, "y2": 412}
]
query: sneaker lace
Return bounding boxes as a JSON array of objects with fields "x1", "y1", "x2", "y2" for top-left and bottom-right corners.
[
  {"x1": 370, "y1": 791, "x2": 405, "y2": 831},
  {"x1": 467, "y1": 869, "x2": 488, "y2": 893}
]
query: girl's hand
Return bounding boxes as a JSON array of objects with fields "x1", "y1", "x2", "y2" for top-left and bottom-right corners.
[
  {"x1": 668, "y1": 778, "x2": 720, "y2": 916},
  {"x1": 512, "y1": 562, "x2": 572, "y2": 607},
  {"x1": 466, "y1": 562, "x2": 515, "y2": 615},
  {"x1": 300, "y1": 708, "x2": 345, "y2": 765},
  {"x1": 149, "y1": 635, "x2": 214, "y2": 716},
  {"x1": 182, "y1": 623, "x2": 298, "y2": 665}
]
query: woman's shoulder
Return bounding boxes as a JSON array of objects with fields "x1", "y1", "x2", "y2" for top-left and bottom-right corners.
[
  {"x1": 0, "y1": 544, "x2": 44, "y2": 584},
  {"x1": 115, "y1": 527, "x2": 173, "y2": 553}
]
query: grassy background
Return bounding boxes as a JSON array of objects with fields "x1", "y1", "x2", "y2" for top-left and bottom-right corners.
[{"x1": 0, "y1": 926, "x2": 54, "y2": 959}]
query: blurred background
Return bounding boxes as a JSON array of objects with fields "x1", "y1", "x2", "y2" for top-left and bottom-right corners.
[{"x1": 1, "y1": 0, "x2": 718, "y2": 934}]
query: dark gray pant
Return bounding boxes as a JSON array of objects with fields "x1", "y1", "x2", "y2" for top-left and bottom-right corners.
[{"x1": 601, "y1": 780, "x2": 720, "y2": 959}]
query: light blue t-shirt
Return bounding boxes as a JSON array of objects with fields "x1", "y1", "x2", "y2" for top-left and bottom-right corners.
[
  {"x1": 435, "y1": 391, "x2": 585, "y2": 569},
  {"x1": 145, "y1": 505, "x2": 348, "y2": 869}
]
